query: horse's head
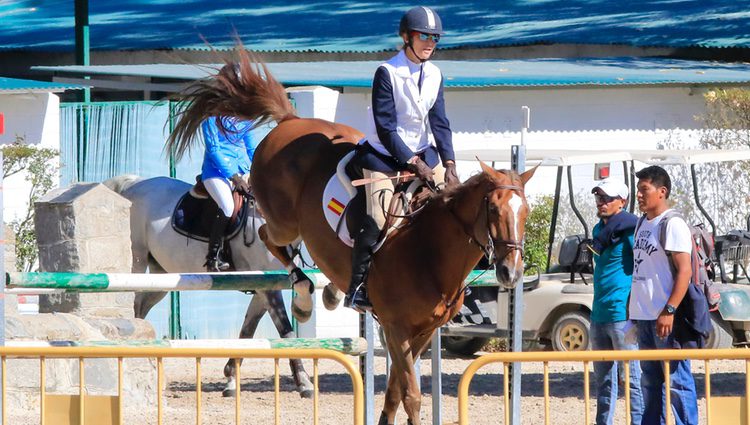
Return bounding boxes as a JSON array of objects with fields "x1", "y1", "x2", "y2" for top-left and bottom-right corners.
[{"x1": 477, "y1": 161, "x2": 537, "y2": 288}]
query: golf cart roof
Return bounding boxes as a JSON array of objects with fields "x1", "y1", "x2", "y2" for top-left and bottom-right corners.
[
  {"x1": 629, "y1": 149, "x2": 750, "y2": 165},
  {"x1": 455, "y1": 149, "x2": 633, "y2": 166},
  {"x1": 455, "y1": 148, "x2": 750, "y2": 166}
]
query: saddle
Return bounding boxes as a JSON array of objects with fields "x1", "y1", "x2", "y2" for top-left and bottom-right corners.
[
  {"x1": 171, "y1": 177, "x2": 250, "y2": 243},
  {"x1": 322, "y1": 152, "x2": 426, "y2": 250}
]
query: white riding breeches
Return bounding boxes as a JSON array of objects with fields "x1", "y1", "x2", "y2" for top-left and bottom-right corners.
[{"x1": 203, "y1": 177, "x2": 234, "y2": 218}]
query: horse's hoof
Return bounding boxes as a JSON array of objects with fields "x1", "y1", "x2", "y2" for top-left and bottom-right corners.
[
  {"x1": 322, "y1": 283, "x2": 343, "y2": 310},
  {"x1": 222, "y1": 388, "x2": 236, "y2": 398},
  {"x1": 293, "y1": 303, "x2": 313, "y2": 323},
  {"x1": 299, "y1": 388, "x2": 314, "y2": 399}
]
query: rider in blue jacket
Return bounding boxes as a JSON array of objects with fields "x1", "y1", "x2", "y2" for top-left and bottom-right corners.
[{"x1": 201, "y1": 116, "x2": 258, "y2": 271}]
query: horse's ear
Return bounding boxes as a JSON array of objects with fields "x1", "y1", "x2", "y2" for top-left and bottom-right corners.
[
  {"x1": 520, "y1": 165, "x2": 539, "y2": 186},
  {"x1": 477, "y1": 157, "x2": 496, "y2": 175}
]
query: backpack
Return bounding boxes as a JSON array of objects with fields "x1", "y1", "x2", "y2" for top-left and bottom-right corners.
[{"x1": 636, "y1": 210, "x2": 721, "y2": 312}]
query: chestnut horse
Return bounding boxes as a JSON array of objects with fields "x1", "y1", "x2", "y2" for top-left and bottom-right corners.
[{"x1": 169, "y1": 51, "x2": 534, "y2": 425}]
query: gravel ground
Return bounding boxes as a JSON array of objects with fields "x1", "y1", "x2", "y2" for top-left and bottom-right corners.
[{"x1": 8, "y1": 348, "x2": 749, "y2": 424}]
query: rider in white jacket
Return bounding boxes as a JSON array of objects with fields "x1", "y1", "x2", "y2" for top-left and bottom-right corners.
[{"x1": 344, "y1": 6, "x2": 459, "y2": 312}]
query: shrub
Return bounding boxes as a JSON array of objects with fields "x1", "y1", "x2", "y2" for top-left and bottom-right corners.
[{"x1": 2, "y1": 137, "x2": 59, "y2": 272}]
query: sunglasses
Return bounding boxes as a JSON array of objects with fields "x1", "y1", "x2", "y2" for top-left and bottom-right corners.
[
  {"x1": 594, "y1": 194, "x2": 619, "y2": 204},
  {"x1": 415, "y1": 32, "x2": 440, "y2": 43}
]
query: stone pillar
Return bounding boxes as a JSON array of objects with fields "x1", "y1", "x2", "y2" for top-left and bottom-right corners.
[{"x1": 34, "y1": 183, "x2": 134, "y2": 317}]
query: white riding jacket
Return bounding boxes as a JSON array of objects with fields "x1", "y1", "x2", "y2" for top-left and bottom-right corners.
[{"x1": 366, "y1": 50, "x2": 442, "y2": 158}]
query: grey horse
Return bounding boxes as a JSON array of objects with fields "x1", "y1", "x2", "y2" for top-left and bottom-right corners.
[{"x1": 104, "y1": 174, "x2": 324, "y2": 398}]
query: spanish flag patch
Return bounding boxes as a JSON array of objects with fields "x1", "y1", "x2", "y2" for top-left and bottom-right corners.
[{"x1": 327, "y1": 198, "x2": 345, "y2": 216}]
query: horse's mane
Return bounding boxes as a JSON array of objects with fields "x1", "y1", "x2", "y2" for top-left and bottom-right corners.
[
  {"x1": 165, "y1": 43, "x2": 297, "y2": 161},
  {"x1": 434, "y1": 169, "x2": 520, "y2": 205},
  {"x1": 102, "y1": 174, "x2": 143, "y2": 194}
]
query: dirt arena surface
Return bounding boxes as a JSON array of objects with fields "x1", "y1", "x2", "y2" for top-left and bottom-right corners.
[{"x1": 9, "y1": 349, "x2": 749, "y2": 424}]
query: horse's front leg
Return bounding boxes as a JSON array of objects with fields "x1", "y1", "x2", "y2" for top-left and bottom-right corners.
[
  {"x1": 379, "y1": 326, "x2": 421, "y2": 425},
  {"x1": 265, "y1": 290, "x2": 314, "y2": 398},
  {"x1": 258, "y1": 224, "x2": 314, "y2": 323},
  {"x1": 223, "y1": 291, "x2": 267, "y2": 397}
]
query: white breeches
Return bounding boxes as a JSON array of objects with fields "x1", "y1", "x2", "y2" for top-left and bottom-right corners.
[{"x1": 204, "y1": 177, "x2": 234, "y2": 217}]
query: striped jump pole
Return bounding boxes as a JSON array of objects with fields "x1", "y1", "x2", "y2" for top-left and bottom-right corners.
[
  {"x1": 5, "y1": 269, "x2": 499, "y2": 293},
  {"x1": 5, "y1": 270, "x2": 327, "y2": 293}
]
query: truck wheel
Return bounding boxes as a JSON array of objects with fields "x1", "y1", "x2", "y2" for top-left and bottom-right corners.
[
  {"x1": 551, "y1": 311, "x2": 591, "y2": 351},
  {"x1": 706, "y1": 311, "x2": 733, "y2": 349},
  {"x1": 441, "y1": 336, "x2": 490, "y2": 356}
]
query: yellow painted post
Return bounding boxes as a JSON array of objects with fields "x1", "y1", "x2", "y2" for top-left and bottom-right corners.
[
  {"x1": 543, "y1": 362, "x2": 549, "y2": 425},
  {"x1": 746, "y1": 360, "x2": 749, "y2": 425},
  {"x1": 234, "y1": 358, "x2": 240, "y2": 424},
  {"x1": 196, "y1": 358, "x2": 201, "y2": 425},
  {"x1": 314, "y1": 360, "x2": 319, "y2": 425},
  {"x1": 665, "y1": 361, "x2": 671, "y2": 425},
  {"x1": 2, "y1": 356, "x2": 6, "y2": 425},
  {"x1": 624, "y1": 361, "x2": 631, "y2": 422},
  {"x1": 275, "y1": 358, "x2": 280, "y2": 425},
  {"x1": 584, "y1": 361, "x2": 590, "y2": 425},
  {"x1": 157, "y1": 357, "x2": 163, "y2": 425},
  {"x1": 79, "y1": 358, "x2": 85, "y2": 425},
  {"x1": 705, "y1": 360, "x2": 711, "y2": 425},
  {"x1": 40, "y1": 357, "x2": 46, "y2": 425},
  {"x1": 118, "y1": 357, "x2": 123, "y2": 425}
]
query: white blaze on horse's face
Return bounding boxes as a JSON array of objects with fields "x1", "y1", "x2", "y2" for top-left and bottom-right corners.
[
  {"x1": 508, "y1": 193, "x2": 523, "y2": 264},
  {"x1": 491, "y1": 188, "x2": 528, "y2": 289}
]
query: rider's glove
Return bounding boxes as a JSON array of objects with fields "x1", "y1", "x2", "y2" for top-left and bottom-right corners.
[
  {"x1": 406, "y1": 157, "x2": 435, "y2": 182},
  {"x1": 444, "y1": 162, "x2": 460, "y2": 188},
  {"x1": 231, "y1": 173, "x2": 251, "y2": 196}
]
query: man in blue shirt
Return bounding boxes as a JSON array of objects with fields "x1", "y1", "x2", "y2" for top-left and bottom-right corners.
[{"x1": 590, "y1": 178, "x2": 643, "y2": 425}]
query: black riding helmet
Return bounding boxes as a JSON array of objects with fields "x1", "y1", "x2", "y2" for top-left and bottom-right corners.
[{"x1": 399, "y1": 6, "x2": 443, "y2": 36}]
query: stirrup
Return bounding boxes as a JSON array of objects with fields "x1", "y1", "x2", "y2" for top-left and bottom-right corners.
[
  {"x1": 204, "y1": 258, "x2": 230, "y2": 272},
  {"x1": 344, "y1": 284, "x2": 372, "y2": 314}
]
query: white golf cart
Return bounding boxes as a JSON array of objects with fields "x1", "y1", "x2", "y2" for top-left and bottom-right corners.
[{"x1": 440, "y1": 148, "x2": 750, "y2": 354}]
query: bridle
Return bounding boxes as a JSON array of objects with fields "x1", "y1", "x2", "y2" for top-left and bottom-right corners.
[
  {"x1": 443, "y1": 181, "x2": 526, "y2": 310},
  {"x1": 466, "y1": 184, "x2": 526, "y2": 264}
]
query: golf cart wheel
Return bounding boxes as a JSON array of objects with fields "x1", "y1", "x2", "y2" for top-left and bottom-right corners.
[
  {"x1": 706, "y1": 311, "x2": 733, "y2": 349},
  {"x1": 441, "y1": 336, "x2": 490, "y2": 356},
  {"x1": 551, "y1": 311, "x2": 591, "y2": 352}
]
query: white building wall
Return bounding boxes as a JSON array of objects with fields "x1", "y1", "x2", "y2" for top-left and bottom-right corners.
[
  {"x1": 1, "y1": 92, "x2": 61, "y2": 223},
  {"x1": 335, "y1": 85, "x2": 709, "y2": 198}
]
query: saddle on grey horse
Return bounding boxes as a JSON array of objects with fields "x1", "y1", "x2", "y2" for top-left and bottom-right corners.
[{"x1": 171, "y1": 177, "x2": 250, "y2": 243}]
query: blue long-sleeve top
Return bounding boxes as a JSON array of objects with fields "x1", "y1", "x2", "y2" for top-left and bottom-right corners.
[{"x1": 200, "y1": 116, "x2": 258, "y2": 180}]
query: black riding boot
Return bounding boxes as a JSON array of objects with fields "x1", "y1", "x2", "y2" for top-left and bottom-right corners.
[
  {"x1": 344, "y1": 215, "x2": 379, "y2": 313},
  {"x1": 205, "y1": 213, "x2": 231, "y2": 272}
]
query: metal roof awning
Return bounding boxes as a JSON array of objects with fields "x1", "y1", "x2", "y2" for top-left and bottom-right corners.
[
  {"x1": 0, "y1": 77, "x2": 87, "y2": 93},
  {"x1": 32, "y1": 57, "x2": 750, "y2": 91},
  {"x1": 629, "y1": 149, "x2": 750, "y2": 165},
  {"x1": 455, "y1": 148, "x2": 750, "y2": 167}
]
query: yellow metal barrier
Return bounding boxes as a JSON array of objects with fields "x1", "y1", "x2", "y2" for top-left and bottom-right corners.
[
  {"x1": 458, "y1": 348, "x2": 750, "y2": 425},
  {"x1": 0, "y1": 346, "x2": 364, "y2": 425}
]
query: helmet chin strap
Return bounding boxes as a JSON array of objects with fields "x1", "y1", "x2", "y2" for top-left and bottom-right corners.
[{"x1": 408, "y1": 42, "x2": 429, "y2": 63}]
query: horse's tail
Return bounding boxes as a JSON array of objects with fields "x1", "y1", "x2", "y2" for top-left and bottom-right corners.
[
  {"x1": 103, "y1": 174, "x2": 143, "y2": 194},
  {"x1": 166, "y1": 44, "x2": 297, "y2": 162}
]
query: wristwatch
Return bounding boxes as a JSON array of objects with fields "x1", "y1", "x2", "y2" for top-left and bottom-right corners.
[{"x1": 664, "y1": 304, "x2": 677, "y2": 315}]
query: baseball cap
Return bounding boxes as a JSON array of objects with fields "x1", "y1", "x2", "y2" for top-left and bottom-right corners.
[{"x1": 591, "y1": 178, "x2": 629, "y2": 199}]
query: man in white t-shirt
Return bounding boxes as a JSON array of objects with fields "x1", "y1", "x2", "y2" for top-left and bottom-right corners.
[{"x1": 629, "y1": 165, "x2": 698, "y2": 425}]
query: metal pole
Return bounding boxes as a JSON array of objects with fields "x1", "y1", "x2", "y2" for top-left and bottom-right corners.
[
  {"x1": 360, "y1": 312, "x2": 375, "y2": 425},
  {"x1": 507, "y1": 106, "x2": 529, "y2": 425},
  {"x1": 0, "y1": 151, "x2": 4, "y2": 425},
  {"x1": 546, "y1": 167, "x2": 563, "y2": 273},
  {"x1": 691, "y1": 164, "x2": 717, "y2": 238},
  {"x1": 74, "y1": 0, "x2": 90, "y2": 103},
  {"x1": 431, "y1": 329, "x2": 442, "y2": 425},
  {"x1": 567, "y1": 165, "x2": 590, "y2": 239}
]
